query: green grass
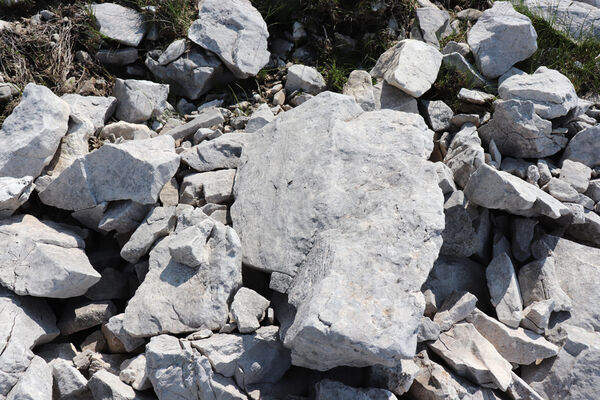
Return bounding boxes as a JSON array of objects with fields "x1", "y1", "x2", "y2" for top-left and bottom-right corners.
[
  {"x1": 135, "y1": 0, "x2": 196, "y2": 42},
  {"x1": 514, "y1": 4, "x2": 600, "y2": 96}
]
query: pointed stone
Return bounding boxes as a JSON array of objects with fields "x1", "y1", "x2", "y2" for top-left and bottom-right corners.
[{"x1": 486, "y1": 253, "x2": 523, "y2": 328}]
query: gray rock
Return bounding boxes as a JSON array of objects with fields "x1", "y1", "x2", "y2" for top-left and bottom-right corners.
[
  {"x1": 120, "y1": 206, "x2": 176, "y2": 263},
  {"x1": 285, "y1": 64, "x2": 327, "y2": 95},
  {"x1": 467, "y1": 2, "x2": 538, "y2": 78},
  {"x1": 464, "y1": 163, "x2": 569, "y2": 219},
  {"x1": 61, "y1": 93, "x2": 117, "y2": 140},
  {"x1": 39, "y1": 136, "x2": 180, "y2": 211},
  {"x1": 85, "y1": 267, "x2": 130, "y2": 301},
  {"x1": 433, "y1": 161, "x2": 457, "y2": 194},
  {"x1": 479, "y1": 99, "x2": 563, "y2": 158},
  {"x1": 180, "y1": 169, "x2": 236, "y2": 205},
  {"x1": 315, "y1": 380, "x2": 397, "y2": 400},
  {"x1": 0, "y1": 82, "x2": 19, "y2": 103},
  {"x1": 190, "y1": 326, "x2": 291, "y2": 389},
  {"x1": 545, "y1": 177, "x2": 580, "y2": 202},
  {"x1": 100, "y1": 121, "x2": 153, "y2": 141},
  {"x1": 91, "y1": 3, "x2": 147, "y2": 47},
  {"x1": 188, "y1": 0, "x2": 270, "y2": 78},
  {"x1": 368, "y1": 360, "x2": 419, "y2": 396},
  {"x1": 343, "y1": 70, "x2": 376, "y2": 111},
  {"x1": 421, "y1": 99, "x2": 453, "y2": 132},
  {"x1": 146, "y1": 334, "x2": 247, "y2": 399},
  {"x1": 560, "y1": 159, "x2": 591, "y2": 193},
  {"x1": 442, "y1": 52, "x2": 488, "y2": 88},
  {"x1": 458, "y1": 88, "x2": 495, "y2": 105},
  {"x1": 521, "y1": 299, "x2": 554, "y2": 334},
  {"x1": 418, "y1": 316, "x2": 441, "y2": 342},
  {"x1": 57, "y1": 301, "x2": 117, "y2": 336},
  {"x1": 231, "y1": 92, "x2": 444, "y2": 370},
  {"x1": 0, "y1": 176, "x2": 35, "y2": 218},
  {"x1": 508, "y1": 371, "x2": 545, "y2": 400},
  {"x1": 442, "y1": 40, "x2": 471, "y2": 56},
  {"x1": 146, "y1": 47, "x2": 229, "y2": 100},
  {"x1": 414, "y1": 7, "x2": 451, "y2": 48},
  {"x1": 0, "y1": 215, "x2": 100, "y2": 298},
  {"x1": 520, "y1": 0, "x2": 600, "y2": 40},
  {"x1": 498, "y1": 66, "x2": 578, "y2": 119},
  {"x1": 0, "y1": 83, "x2": 70, "y2": 179},
  {"x1": 246, "y1": 104, "x2": 275, "y2": 132},
  {"x1": 511, "y1": 217, "x2": 537, "y2": 262},
  {"x1": 96, "y1": 48, "x2": 138, "y2": 66},
  {"x1": 443, "y1": 123, "x2": 484, "y2": 188},
  {"x1": 373, "y1": 81, "x2": 418, "y2": 113},
  {"x1": 119, "y1": 355, "x2": 151, "y2": 391},
  {"x1": 440, "y1": 190, "x2": 480, "y2": 257},
  {"x1": 486, "y1": 253, "x2": 523, "y2": 328},
  {"x1": 102, "y1": 314, "x2": 146, "y2": 353},
  {"x1": 522, "y1": 324, "x2": 600, "y2": 399},
  {"x1": 229, "y1": 287, "x2": 270, "y2": 333},
  {"x1": 466, "y1": 309, "x2": 558, "y2": 365},
  {"x1": 50, "y1": 359, "x2": 89, "y2": 399},
  {"x1": 163, "y1": 107, "x2": 225, "y2": 140},
  {"x1": 5, "y1": 355, "x2": 52, "y2": 400},
  {"x1": 371, "y1": 39, "x2": 442, "y2": 97},
  {"x1": 562, "y1": 124, "x2": 600, "y2": 167},
  {"x1": 158, "y1": 39, "x2": 187, "y2": 65},
  {"x1": 519, "y1": 256, "x2": 572, "y2": 312},
  {"x1": 429, "y1": 322, "x2": 513, "y2": 390},
  {"x1": 123, "y1": 218, "x2": 242, "y2": 337},
  {"x1": 113, "y1": 78, "x2": 169, "y2": 123},
  {"x1": 97, "y1": 201, "x2": 152, "y2": 233},
  {"x1": 88, "y1": 369, "x2": 137, "y2": 400},
  {"x1": 433, "y1": 291, "x2": 477, "y2": 331},
  {"x1": 584, "y1": 178, "x2": 600, "y2": 202}
]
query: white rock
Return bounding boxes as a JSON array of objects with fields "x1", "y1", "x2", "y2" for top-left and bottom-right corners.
[
  {"x1": 102, "y1": 314, "x2": 146, "y2": 353},
  {"x1": 285, "y1": 64, "x2": 327, "y2": 95},
  {"x1": 414, "y1": 7, "x2": 452, "y2": 48},
  {"x1": 0, "y1": 83, "x2": 70, "y2": 179},
  {"x1": 467, "y1": 2, "x2": 537, "y2": 78},
  {"x1": 433, "y1": 291, "x2": 477, "y2": 331},
  {"x1": 245, "y1": 104, "x2": 275, "y2": 132},
  {"x1": 443, "y1": 123, "x2": 484, "y2": 188},
  {"x1": 0, "y1": 215, "x2": 100, "y2": 298},
  {"x1": 519, "y1": 256, "x2": 572, "y2": 313},
  {"x1": 113, "y1": 78, "x2": 170, "y2": 123},
  {"x1": 373, "y1": 81, "x2": 419, "y2": 113},
  {"x1": 371, "y1": 39, "x2": 442, "y2": 97},
  {"x1": 562, "y1": 125, "x2": 600, "y2": 167},
  {"x1": 6, "y1": 355, "x2": 52, "y2": 400},
  {"x1": 458, "y1": 88, "x2": 495, "y2": 104},
  {"x1": 99, "y1": 121, "x2": 153, "y2": 141},
  {"x1": 188, "y1": 0, "x2": 270, "y2": 78},
  {"x1": 120, "y1": 206, "x2": 176, "y2": 263},
  {"x1": 91, "y1": 3, "x2": 147, "y2": 47},
  {"x1": 559, "y1": 159, "x2": 591, "y2": 193},
  {"x1": 343, "y1": 70, "x2": 376, "y2": 111},
  {"x1": 88, "y1": 369, "x2": 137, "y2": 400},
  {"x1": 521, "y1": 0, "x2": 600, "y2": 40},
  {"x1": 421, "y1": 100, "x2": 453, "y2": 132},
  {"x1": 498, "y1": 66, "x2": 578, "y2": 119},
  {"x1": 119, "y1": 354, "x2": 151, "y2": 391},
  {"x1": 50, "y1": 359, "x2": 89, "y2": 399},
  {"x1": 0, "y1": 176, "x2": 34, "y2": 218},
  {"x1": 229, "y1": 287, "x2": 270, "y2": 333}
]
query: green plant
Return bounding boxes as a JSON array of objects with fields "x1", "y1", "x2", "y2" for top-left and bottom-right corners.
[{"x1": 135, "y1": 0, "x2": 197, "y2": 41}]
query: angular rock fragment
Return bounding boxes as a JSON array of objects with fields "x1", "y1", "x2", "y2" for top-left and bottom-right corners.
[
  {"x1": 443, "y1": 123, "x2": 484, "y2": 188},
  {"x1": 246, "y1": 104, "x2": 275, "y2": 132},
  {"x1": 343, "y1": 70, "x2": 376, "y2": 111},
  {"x1": 99, "y1": 121, "x2": 153, "y2": 141},
  {"x1": 97, "y1": 201, "x2": 152, "y2": 233},
  {"x1": 0, "y1": 215, "x2": 100, "y2": 298},
  {"x1": 180, "y1": 169, "x2": 236, "y2": 205},
  {"x1": 466, "y1": 309, "x2": 558, "y2": 365},
  {"x1": 562, "y1": 124, "x2": 600, "y2": 167},
  {"x1": 518, "y1": 256, "x2": 572, "y2": 312},
  {"x1": 559, "y1": 159, "x2": 591, "y2": 193},
  {"x1": 368, "y1": 359, "x2": 419, "y2": 396},
  {"x1": 188, "y1": 0, "x2": 270, "y2": 78},
  {"x1": 232, "y1": 92, "x2": 444, "y2": 370},
  {"x1": 5, "y1": 354, "x2": 53, "y2": 400},
  {"x1": 0, "y1": 83, "x2": 70, "y2": 179},
  {"x1": 413, "y1": 7, "x2": 451, "y2": 48},
  {"x1": 507, "y1": 371, "x2": 545, "y2": 400},
  {"x1": 164, "y1": 107, "x2": 225, "y2": 140},
  {"x1": 120, "y1": 206, "x2": 176, "y2": 263},
  {"x1": 123, "y1": 218, "x2": 242, "y2": 336},
  {"x1": 520, "y1": 299, "x2": 554, "y2": 334},
  {"x1": 433, "y1": 291, "x2": 477, "y2": 331},
  {"x1": 429, "y1": 322, "x2": 512, "y2": 390},
  {"x1": 478, "y1": 99, "x2": 563, "y2": 158},
  {"x1": 465, "y1": 164, "x2": 569, "y2": 219},
  {"x1": 442, "y1": 52, "x2": 488, "y2": 89},
  {"x1": 440, "y1": 190, "x2": 480, "y2": 257},
  {"x1": 373, "y1": 81, "x2": 419, "y2": 113},
  {"x1": 91, "y1": 3, "x2": 147, "y2": 47},
  {"x1": 39, "y1": 136, "x2": 180, "y2": 211},
  {"x1": 486, "y1": 253, "x2": 523, "y2": 328},
  {"x1": 511, "y1": 217, "x2": 537, "y2": 263},
  {"x1": 96, "y1": 47, "x2": 138, "y2": 66},
  {"x1": 57, "y1": 300, "x2": 117, "y2": 336},
  {"x1": 545, "y1": 177, "x2": 579, "y2": 202},
  {"x1": 0, "y1": 176, "x2": 34, "y2": 218},
  {"x1": 229, "y1": 287, "x2": 270, "y2": 333},
  {"x1": 421, "y1": 99, "x2": 453, "y2": 132},
  {"x1": 498, "y1": 66, "x2": 578, "y2": 119},
  {"x1": 458, "y1": 88, "x2": 495, "y2": 104},
  {"x1": 146, "y1": 334, "x2": 247, "y2": 399},
  {"x1": 113, "y1": 78, "x2": 170, "y2": 123},
  {"x1": 119, "y1": 354, "x2": 151, "y2": 391},
  {"x1": 102, "y1": 314, "x2": 146, "y2": 353},
  {"x1": 50, "y1": 359, "x2": 89, "y2": 399},
  {"x1": 467, "y1": 2, "x2": 537, "y2": 78},
  {"x1": 88, "y1": 369, "x2": 137, "y2": 400},
  {"x1": 285, "y1": 64, "x2": 327, "y2": 95},
  {"x1": 315, "y1": 380, "x2": 397, "y2": 400},
  {"x1": 371, "y1": 39, "x2": 442, "y2": 97}
]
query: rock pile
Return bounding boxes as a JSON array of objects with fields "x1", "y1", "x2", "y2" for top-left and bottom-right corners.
[{"x1": 0, "y1": 0, "x2": 599, "y2": 399}]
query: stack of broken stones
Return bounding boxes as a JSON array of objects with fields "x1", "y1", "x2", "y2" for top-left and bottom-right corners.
[{"x1": 0, "y1": 0, "x2": 599, "y2": 399}]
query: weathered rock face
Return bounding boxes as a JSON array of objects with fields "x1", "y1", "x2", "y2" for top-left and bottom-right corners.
[
  {"x1": 0, "y1": 83, "x2": 70, "y2": 179},
  {"x1": 122, "y1": 217, "x2": 242, "y2": 337},
  {"x1": 39, "y1": 136, "x2": 180, "y2": 211},
  {"x1": 479, "y1": 99, "x2": 565, "y2": 158},
  {"x1": 486, "y1": 253, "x2": 523, "y2": 328},
  {"x1": 188, "y1": 0, "x2": 270, "y2": 79},
  {"x1": 113, "y1": 79, "x2": 170, "y2": 123},
  {"x1": 0, "y1": 215, "x2": 100, "y2": 298},
  {"x1": 521, "y1": 0, "x2": 600, "y2": 40},
  {"x1": 562, "y1": 125, "x2": 600, "y2": 167},
  {"x1": 444, "y1": 124, "x2": 485, "y2": 188},
  {"x1": 232, "y1": 92, "x2": 444, "y2": 370},
  {"x1": 0, "y1": 176, "x2": 35, "y2": 218},
  {"x1": 467, "y1": 2, "x2": 537, "y2": 78},
  {"x1": 314, "y1": 379, "x2": 397, "y2": 400},
  {"x1": 370, "y1": 39, "x2": 442, "y2": 97},
  {"x1": 285, "y1": 65, "x2": 327, "y2": 95},
  {"x1": 91, "y1": 3, "x2": 147, "y2": 47},
  {"x1": 498, "y1": 67, "x2": 578, "y2": 119}
]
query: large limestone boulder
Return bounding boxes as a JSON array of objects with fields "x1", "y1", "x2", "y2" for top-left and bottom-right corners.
[
  {"x1": 467, "y1": 2, "x2": 537, "y2": 78},
  {"x1": 521, "y1": 0, "x2": 600, "y2": 40},
  {"x1": 231, "y1": 92, "x2": 444, "y2": 370},
  {"x1": 0, "y1": 83, "x2": 70, "y2": 179},
  {"x1": 39, "y1": 136, "x2": 180, "y2": 211},
  {"x1": 0, "y1": 215, "x2": 100, "y2": 298},
  {"x1": 188, "y1": 0, "x2": 270, "y2": 78}
]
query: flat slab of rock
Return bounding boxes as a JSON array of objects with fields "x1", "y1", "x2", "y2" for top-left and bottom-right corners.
[
  {"x1": 371, "y1": 39, "x2": 442, "y2": 97},
  {"x1": 0, "y1": 83, "x2": 70, "y2": 179},
  {"x1": 0, "y1": 215, "x2": 100, "y2": 298},
  {"x1": 232, "y1": 92, "x2": 444, "y2": 370},
  {"x1": 479, "y1": 99, "x2": 564, "y2": 158},
  {"x1": 429, "y1": 322, "x2": 512, "y2": 390},
  {"x1": 467, "y1": 2, "x2": 537, "y2": 78},
  {"x1": 91, "y1": 3, "x2": 147, "y2": 47},
  {"x1": 466, "y1": 309, "x2": 558, "y2": 365},
  {"x1": 123, "y1": 217, "x2": 242, "y2": 337},
  {"x1": 39, "y1": 136, "x2": 179, "y2": 211},
  {"x1": 465, "y1": 163, "x2": 569, "y2": 219},
  {"x1": 498, "y1": 66, "x2": 578, "y2": 119},
  {"x1": 188, "y1": 0, "x2": 270, "y2": 78}
]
